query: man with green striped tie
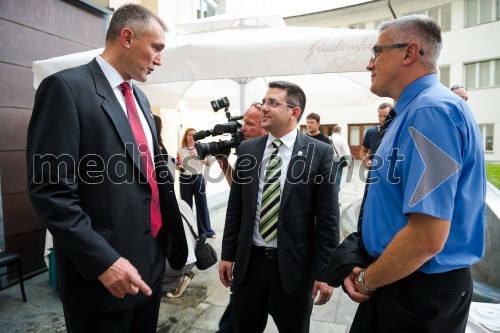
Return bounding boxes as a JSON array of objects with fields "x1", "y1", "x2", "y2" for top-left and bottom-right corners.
[{"x1": 219, "y1": 81, "x2": 339, "y2": 333}]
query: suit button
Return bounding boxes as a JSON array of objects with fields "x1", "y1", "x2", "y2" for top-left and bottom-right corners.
[
  {"x1": 144, "y1": 197, "x2": 151, "y2": 203},
  {"x1": 145, "y1": 228, "x2": 151, "y2": 234}
]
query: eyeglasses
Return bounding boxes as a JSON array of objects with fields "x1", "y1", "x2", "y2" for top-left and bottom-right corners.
[
  {"x1": 253, "y1": 100, "x2": 295, "y2": 109},
  {"x1": 370, "y1": 43, "x2": 425, "y2": 61}
]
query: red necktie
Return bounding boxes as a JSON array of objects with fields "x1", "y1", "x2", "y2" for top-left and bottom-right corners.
[{"x1": 120, "y1": 82, "x2": 162, "y2": 237}]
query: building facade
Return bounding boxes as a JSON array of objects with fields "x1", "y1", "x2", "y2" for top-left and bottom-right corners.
[
  {"x1": 285, "y1": 0, "x2": 500, "y2": 162},
  {"x1": 0, "y1": 0, "x2": 111, "y2": 281}
]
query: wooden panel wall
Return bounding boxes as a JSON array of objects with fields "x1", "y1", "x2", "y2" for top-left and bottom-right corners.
[{"x1": 0, "y1": 0, "x2": 109, "y2": 275}]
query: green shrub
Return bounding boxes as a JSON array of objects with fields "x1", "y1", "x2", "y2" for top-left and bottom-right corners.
[{"x1": 486, "y1": 163, "x2": 500, "y2": 190}]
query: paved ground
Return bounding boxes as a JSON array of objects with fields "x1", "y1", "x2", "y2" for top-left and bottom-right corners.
[{"x1": 0, "y1": 162, "x2": 366, "y2": 333}]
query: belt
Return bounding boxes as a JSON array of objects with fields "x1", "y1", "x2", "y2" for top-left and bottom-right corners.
[{"x1": 252, "y1": 245, "x2": 278, "y2": 259}]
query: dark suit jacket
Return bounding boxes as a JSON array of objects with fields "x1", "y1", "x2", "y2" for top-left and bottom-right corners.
[
  {"x1": 221, "y1": 131, "x2": 339, "y2": 295},
  {"x1": 27, "y1": 59, "x2": 187, "y2": 313}
]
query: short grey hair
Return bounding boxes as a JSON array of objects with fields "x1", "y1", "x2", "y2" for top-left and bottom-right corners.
[
  {"x1": 378, "y1": 102, "x2": 393, "y2": 110},
  {"x1": 379, "y1": 15, "x2": 442, "y2": 71},
  {"x1": 106, "y1": 4, "x2": 167, "y2": 42}
]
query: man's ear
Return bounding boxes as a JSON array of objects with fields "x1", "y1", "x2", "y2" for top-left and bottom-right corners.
[
  {"x1": 291, "y1": 107, "x2": 301, "y2": 121},
  {"x1": 402, "y1": 43, "x2": 421, "y2": 64},
  {"x1": 121, "y1": 28, "x2": 133, "y2": 48}
]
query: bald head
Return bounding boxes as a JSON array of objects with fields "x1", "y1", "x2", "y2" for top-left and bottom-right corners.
[
  {"x1": 242, "y1": 104, "x2": 267, "y2": 139},
  {"x1": 451, "y1": 85, "x2": 469, "y2": 102}
]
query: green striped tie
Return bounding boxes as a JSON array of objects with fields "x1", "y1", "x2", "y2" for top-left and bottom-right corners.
[{"x1": 259, "y1": 139, "x2": 283, "y2": 243}]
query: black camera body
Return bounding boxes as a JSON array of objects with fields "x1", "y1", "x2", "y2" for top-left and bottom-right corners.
[{"x1": 194, "y1": 97, "x2": 244, "y2": 159}]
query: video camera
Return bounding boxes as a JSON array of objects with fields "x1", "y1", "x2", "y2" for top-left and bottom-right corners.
[{"x1": 193, "y1": 97, "x2": 244, "y2": 159}]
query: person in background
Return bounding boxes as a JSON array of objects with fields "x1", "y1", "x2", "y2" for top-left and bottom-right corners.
[
  {"x1": 305, "y1": 113, "x2": 332, "y2": 145},
  {"x1": 330, "y1": 125, "x2": 353, "y2": 193},
  {"x1": 153, "y1": 115, "x2": 196, "y2": 300},
  {"x1": 218, "y1": 102, "x2": 268, "y2": 187},
  {"x1": 162, "y1": 198, "x2": 198, "y2": 300},
  {"x1": 26, "y1": 4, "x2": 188, "y2": 332},
  {"x1": 217, "y1": 103, "x2": 268, "y2": 333},
  {"x1": 451, "y1": 83, "x2": 469, "y2": 101},
  {"x1": 343, "y1": 15, "x2": 485, "y2": 332},
  {"x1": 359, "y1": 102, "x2": 393, "y2": 168},
  {"x1": 219, "y1": 81, "x2": 338, "y2": 333},
  {"x1": 177, "y1": 128, "x2": 216, "y2": 238},
  {"x1": 153, "y1": 115, "x2": 167, "y2": 154}
]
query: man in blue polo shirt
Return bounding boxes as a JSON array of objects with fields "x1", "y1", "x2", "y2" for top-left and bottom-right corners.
[
  {"x1": 343, "y1": 15, "x2": 486, "y2": 332},
  {"x1": 359, "y1": 102, "x2": 392, "y2": 168}
]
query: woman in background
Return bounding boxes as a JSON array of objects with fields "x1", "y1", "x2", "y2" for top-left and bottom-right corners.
[{"x1": 177, "y1": 128, "x2": 215, "y2": 238}]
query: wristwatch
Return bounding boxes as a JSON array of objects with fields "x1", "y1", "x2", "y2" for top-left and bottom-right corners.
[{"x1": 358, "y1": 268, "x2": 377, "y2": 292}]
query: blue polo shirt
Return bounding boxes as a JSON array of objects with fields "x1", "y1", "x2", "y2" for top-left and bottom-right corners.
[
  {"x1": 362, "y1": 126, "x2": 380, "y2": 155},
  {"x1": 362, "y1": 74, "x2": 486, "y2": 274}
]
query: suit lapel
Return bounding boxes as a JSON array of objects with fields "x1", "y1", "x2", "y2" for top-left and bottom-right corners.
[
  {"x1": 133, "y1": 89, "x2": 174, "y2": 184},
  {"x1": 251, "y1": 136, "x2": 268, "y2": 214},
  {"x1": 134, "y1": 89, "x2": 158, "y2": 147},
  {"x1": 280, "y1": 131, "x2": 307, "y2": 212},
  {"x1": 88, "y1": 59, "x2": 146, "y2": 179}
]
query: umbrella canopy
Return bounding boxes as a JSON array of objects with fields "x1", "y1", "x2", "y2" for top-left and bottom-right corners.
[{"x1": 32, "y1": 15, "x2": 378, "y2": 112}]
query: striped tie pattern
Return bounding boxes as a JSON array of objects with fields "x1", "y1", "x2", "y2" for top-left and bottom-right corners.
[
  {"x1": 357, "y1": 108, "x2": 396, "y2": 249},
  {"x1": 259, "y1": 139, "x2": 283, "y2": 243}
]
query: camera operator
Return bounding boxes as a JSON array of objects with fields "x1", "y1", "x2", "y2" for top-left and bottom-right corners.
[
  {"x1": 217, "y1": 102, "x2": 268, "y2": 186},
  {"x1": 216, "y1": 102, "x2": 267, "y2": 333}
]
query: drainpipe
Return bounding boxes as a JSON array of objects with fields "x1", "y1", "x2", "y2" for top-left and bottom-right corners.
[{"x1": 388, "y1": 0, "x2": 397, "y2": 19}]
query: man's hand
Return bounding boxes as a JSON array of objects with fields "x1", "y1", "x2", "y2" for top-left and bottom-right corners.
[
  {"x1": 219, "y1": 260, "x2": 234, "y2": 288},
  {"x1": 363, "y1": 158, "x2": 372, "y2": 168},
  {"x1": 343, "y1": 267, "x2": 371, "y2": 303},
  {"x1": 312, "y1": 280, "x2": 334, "y2": 305},
  {"x1": 98, "y1": 257, "x2": 152, "y2": 299},
  {"x1": 215, "y1": 153, "x2": 230, "y2": 170}
]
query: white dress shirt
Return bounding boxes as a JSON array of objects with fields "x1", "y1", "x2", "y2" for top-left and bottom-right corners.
[
  {"x1": 253, "y1": 129, "x2": 298, "y2": 248},
  {"x1": 95, "y1": 55, "x2": 154, "y2": 161}
]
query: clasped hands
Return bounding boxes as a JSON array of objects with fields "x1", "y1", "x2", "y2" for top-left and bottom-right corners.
[{"x1": 343, "y1": 266, "x2": 372, "y2": 303}]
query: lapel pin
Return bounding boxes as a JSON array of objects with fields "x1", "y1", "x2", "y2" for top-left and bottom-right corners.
[{"x1": 297, "y1": 151, "x2": 303, "y2": 156}]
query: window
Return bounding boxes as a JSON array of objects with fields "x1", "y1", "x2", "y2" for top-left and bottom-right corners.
[
  {"x1": 479, "y1": 124, "x2": 494, "y2": 151},
  {"x1": 495, "y1": 60, "x2": 500, "y2": 85},
  {"x1": 196, "y1": 0, "x2": 218, "y2": 19},
  {"x1": 479, "y1": 61, "x2": 490, "y2": 87},
  {"x1": 350, "y1": 126, "x2": 360, "y2": 146},
  {"x1": 349, "y1": 22, "x2": 366, "y2": 29},
  {"x1": 404, "y1": 4, "x2": 451, "y2": 31},
  {"x1": 465, "y1": 63, "x2": 476, "y2": 88},
  {"x1": 465, "y1": 59, "x2": 500, "y2": 88},
  {"x1": 374, "y1": 17, "x2": 391, "y2": 30},
  {"x1": 465, "y1": 0, "x2": 500, "y2": 26},
  {"x1": 439, "y1": 65, "x2": 451, "y2": 88}
]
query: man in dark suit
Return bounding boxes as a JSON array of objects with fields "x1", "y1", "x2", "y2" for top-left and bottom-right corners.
[
  {"x1": 26, "y1": 4, "x2": 187, "y2": 332},
  {"x1": 219, "y1": 81, "x2": 339, "y2": 333}
]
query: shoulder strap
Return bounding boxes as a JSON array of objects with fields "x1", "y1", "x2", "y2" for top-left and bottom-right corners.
[
  {"x1": 180, "y1": 212, "x2": 199, "y2": 240},
  {"x1": 332, "y1": 141, "x2": 340, "y2": 156}
]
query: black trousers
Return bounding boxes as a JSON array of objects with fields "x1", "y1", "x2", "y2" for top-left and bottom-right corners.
[
  {"x1": 350, "y1": 267, "x2": 472, "y2": 333},
  {"x1": 180, "y1": 174, "x2": 215, "y2": 237},
  {"x1": 232, "y1": 246, "x2": 313, "y2": 333},
  {"x1": 63, "y1": 229, "x2": 167, "y2": 333}
]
